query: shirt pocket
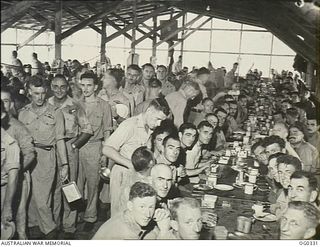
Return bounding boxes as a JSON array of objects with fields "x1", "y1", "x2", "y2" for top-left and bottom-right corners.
[
  {"x1": 90, "y1": 112, "x2": 103, "y2": 133},
  {"x1": 38, "y1": 115, "x2": 56, "y2": 140},
  {"x1": 64, "y1": 112, "x2": 77, "y2": 134}
]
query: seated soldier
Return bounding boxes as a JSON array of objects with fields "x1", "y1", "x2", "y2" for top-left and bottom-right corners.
[
  {"x1": 116, "y1": 146, "x2": 155, "y2": 216},
  {"x1": 271, "y1": 123, "x2": 301, "y2": 159},
  {"x1": 288, "y1": 171, "x2": 318, "y2": 207},
  {"x1": 156, "y1": 134, "x2": 187, "y2": 185},
  {"x1": 159, "y1": 197, "x2": 203, "y2": 240},
  {"x1": 151, "y1": 124, "x2": 173, "y2": 161},
  {"x1": 205, "y1": 113, "x2": 226, "y2": 153},
  {"x1": 267, "y1": 153, "x2": 285, "y2": 204},
  {"x1": 185, "y1": 121, "x2": 213, "y2": 183},
  {"x1": 150, "y1": 164, "x2": 174, "y2": 208},
  {"x1": 306, "y1": 111, "x2": 320, "y2": 150},
  {"x1": 190, "y1": 98, "x2": 214, "y2": 127},
  {"x1": 280, "y1": 201, "x2": 319, "y2": 240},
  {"x1": 92, "y1": 182, "x2": 168, "y2": 240},
  {"x1": 289, "y1": 122, "x2": 319, "y2": 173},
  {"x1": 271, "y1": 155, "x2": 302, "y2": 218}
]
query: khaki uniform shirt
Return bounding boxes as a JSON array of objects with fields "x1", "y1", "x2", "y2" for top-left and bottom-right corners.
[
  {"x1": 92, "y1": 210, "x2": 158, "y2": 240},
  {"x1": 294, "y1": 141, "x2": 319, "y2": 173},
  {"x1": 104, "y1": 114, "x2": 152, "y2": 160},
  {"x1": 1, "y1": 129, "x2": 20, "y2": 185},
  {"x1": 18, "y1": 102, "x2": 65, "y2": 145},
  {"x1": 48, "y1": 96, "x2": 93, "y2": 139},
  {"x1": 79, "y1": 97, "x2": 112, "y2": 142},
  {"x1": 165, "y1": 90, "x2": 188, "y2": 128},
  {"x1": 7, "y1": 116, "x2": 35, "y2": 169},
  {"x1": 122, "y1": 82, "x2": 145, "y2": 107}
]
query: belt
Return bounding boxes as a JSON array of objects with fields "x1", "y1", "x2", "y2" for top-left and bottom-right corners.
[{"x1": 34, "y1": 143, "x2": 54, "y2": 151}]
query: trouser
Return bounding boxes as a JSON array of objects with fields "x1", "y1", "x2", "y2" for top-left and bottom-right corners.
[
  {"x1": 78, "y1": 141, "x2": 101, "y2": 223},
  {"x1": 28, "y1": 147, "x2": 56, "y2": 235},
  {"x1": 53, "y1": 139, "x2": 79, "y2": 233},
  {"x1": 14, "y1": 171, "x2": 31, "y2": 237},
  {"x1": 110, "y1": 165, "x2": 131, "y2": 216}
]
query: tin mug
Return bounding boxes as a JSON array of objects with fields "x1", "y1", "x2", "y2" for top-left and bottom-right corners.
[{"x1": 244, "y1": 182, "x2": 254, "y2": 195}]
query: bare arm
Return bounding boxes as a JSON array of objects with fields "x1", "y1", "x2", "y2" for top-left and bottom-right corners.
[{"x1": 102, "y1": 145, "x2": 133, "y2": 170}]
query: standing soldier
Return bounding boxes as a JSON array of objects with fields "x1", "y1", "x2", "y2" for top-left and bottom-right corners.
[
  {"x1": 1, "y1": 87, "x2": 35, "y2": 240},
  {"x1": 78, "y1": 72, "x2": 112, "y2": 231},
  {"x1": 48, "y1": 74, "x2": 93, "y2": 238},
  {"x1": 18, "y1": 75, "x2": 68, "y2": 239},
  {"x1": 1, "y1": 100, "x2": 20, "y2": 240}
]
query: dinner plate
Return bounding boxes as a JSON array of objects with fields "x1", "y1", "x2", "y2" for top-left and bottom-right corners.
[
  {"x1": 214, "y1": 184, "x2": 234, "y2": 191},
  {"x1": 253, "y1": 212, "x2": 277, "y2": 222},
  {"x1": 193, "y1": 184, "x2": 213, "y2": 191}
]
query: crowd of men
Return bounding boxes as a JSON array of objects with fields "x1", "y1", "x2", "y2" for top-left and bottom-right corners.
[{"x1": 1, "y1": 50, "x2": 320, "y2": 240}]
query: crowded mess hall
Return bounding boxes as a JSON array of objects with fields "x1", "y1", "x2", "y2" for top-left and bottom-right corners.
[{"x1": 1, "y1": 0, "x2": 319, "y2": 241}]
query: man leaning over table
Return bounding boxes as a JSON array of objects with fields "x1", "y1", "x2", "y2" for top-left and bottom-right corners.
[{"x1": 103, "y1": 98, "x2": 170, "y2": 216}]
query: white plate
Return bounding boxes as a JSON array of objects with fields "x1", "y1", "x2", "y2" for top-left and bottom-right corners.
[
  {"x1": 214, "y1": 184, "x2": 234, "y2": 191},
  {"x1": 193, "y1": 184, "x2": 213, "y2": 191},
  {"x1": 253, "y1": 213, "x2": 277, "y2": 222}
]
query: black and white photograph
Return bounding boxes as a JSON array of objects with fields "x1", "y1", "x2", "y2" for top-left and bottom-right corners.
[{"x1": 0, "y1": 0, "x2": 319, "y2": 243}]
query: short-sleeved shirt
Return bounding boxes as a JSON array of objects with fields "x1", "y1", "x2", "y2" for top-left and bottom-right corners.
[
  {"x1": 308, "y1": 132, "x2": 320, "y2": 151},
  {"x1": 48, "y1": 95, "x2": 93, "y2": 139},
  {"x1": 18, "y1": 102, "x2": 65, "y2": 145},
  {"x1": 186, "y1": 141, "x2": 202, "y2": 171},
  {"x1": 165, "y1": 90, "x2": 188, "y2": 128},
  {"x1": 79, "y1": 97, "x2": 113, "y2": 142},
  {"x1": 294, "y1": 141, "x2": 319, "y2": 173},
  {"x1": 7, "y1": 116, "x2": 34, "y2": 168},
  {"x1": 104, "y1": 114, "x2": 152, "y2": 160},
  {"x1": 92, "y1": 210, "x2": 158, "y2": 240},
  {"x1": 1, "y1": 129, "x2": 20, "y2": 185}
]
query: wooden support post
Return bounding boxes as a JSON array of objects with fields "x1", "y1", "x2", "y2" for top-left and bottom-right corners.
[
  {"x1": 55, "y1": 0, "x2": 62, "y2": 66},
  {"x1": 131, "y1": 0, "x2": 137, "y2": 64},
  {"x1": 100, "y1": 18, "x2": 107, "y2": 64},
  {"x1": 152, "y1": 9, "x2": 157, "y2": 58},
  {"x1": 180, "y1": 13, "x2": 186, "y2": 57}
]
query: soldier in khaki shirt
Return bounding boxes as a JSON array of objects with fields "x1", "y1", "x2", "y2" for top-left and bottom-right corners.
[
  {"x1": 48, "y1": 74, "x2": 93, "y2": 236},
  {"x1": 18, "y1": 75, "x2": 68, "y2": 238},
  {"x1": 103, "y1": 98, "x2": 170, "y2": 216},
  {"x1": 77, "y1": 72, "x2": 112, "y2": 231},
  {"x1": 1, "y1": 87, "x2": 35, "y2": 239},
  {"x1": 1, "y1": 101, "x2": 20, "y2": 237}
]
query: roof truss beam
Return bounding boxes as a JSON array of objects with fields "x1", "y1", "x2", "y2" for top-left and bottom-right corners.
[
  {"x1": 1, "y1": 1, "x2": 39, "y2": 23},
  {"x1": 104, "y1": 5, "x2": 168, "y2": 44},
  {"x1": 63, "y1": 6, "x2": 102, "y2": 35},
  {"x1": 17, "y1": 22, "x2": 49, "y2": 50},
  {"x1": 58, "y1": 1, "x2": 125, "y2": 41}
]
